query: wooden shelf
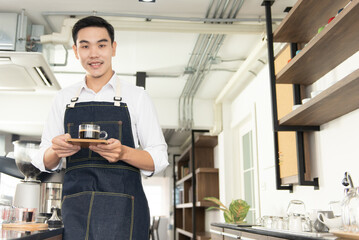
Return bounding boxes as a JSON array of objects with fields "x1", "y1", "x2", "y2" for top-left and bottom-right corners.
[
  {"x1": 279, "y1": 68, "x2": 359, "y2": 126},
  {"x1": 273, "y1": 0, "x2": 349, "y2": 43},
  {"x1": 193, "y1": 135, "x2": 218, "y2": 148},
  {"x1": 176, "y1": 173, "x2": 193, "y2": 185},
  {"x1": 177, "y1": 135, "x2": 218, "y2": 163},
  {"x1": 176, "y1": 201, "x2": 217, "y2": 209},
  {"x1": 176, "y1": 168, "x2": 219, "y2": 185},
  {"x1": 177, "y1": 145, "x2": 191, "y2": 163},
  {"x1": 274, "y1": 0, "x2": 359, "y2": 85},
  {"x1": 174, "y1": 135, "x2": 218, "y2": 240},
  {"x1": 177, "y1": 228, "x2": 211, "y2": 240}
]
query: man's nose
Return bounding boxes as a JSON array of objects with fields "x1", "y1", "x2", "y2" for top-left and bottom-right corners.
[{"x1": 89, "y1": 47, "x2": 99, "y2": 58}]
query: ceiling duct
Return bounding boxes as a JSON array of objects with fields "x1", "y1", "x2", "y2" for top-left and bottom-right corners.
[
  {"x1": 0, "y1": 11, "x2": 60, "y2": 92},
  {"x1": 178, "y1": 0, "x2": 245, "y2": 130}
]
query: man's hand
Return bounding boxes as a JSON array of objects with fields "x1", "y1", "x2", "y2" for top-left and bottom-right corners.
[
  {"x1": 89, "y1": 138, "x2": 123, "y2": 163},
  {"x1": 51, "y1": 133, "x2": 81, "y2": 158},
  {"x1": 44, "y1": 133, "x2": 80, "y2": 170},
  {"x1": 89, "y1": 139, "x2": 155, "y2": 171}
]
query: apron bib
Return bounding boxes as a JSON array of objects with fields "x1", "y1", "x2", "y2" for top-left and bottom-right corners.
[{"x1": 61, "y1": 82, "x2": 150, "y2": 240}]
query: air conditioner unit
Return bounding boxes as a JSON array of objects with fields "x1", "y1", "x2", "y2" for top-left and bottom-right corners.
[{"x1": 0, "y1": 12, "x2": 61, "y2": 92}]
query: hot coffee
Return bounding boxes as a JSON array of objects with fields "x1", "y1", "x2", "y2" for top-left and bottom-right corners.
[
  {"x1": 79, "y1": 129, "x2": 100, "y2": 139},
  {"x1": 78, "y1": 124, "x2": 108, "y2": 139}
]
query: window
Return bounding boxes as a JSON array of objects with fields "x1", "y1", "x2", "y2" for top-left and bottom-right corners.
[
  {"x1": 235, "y1": 108, "x2": 260, "y2": 224},
  {"x1": 241, "y1": 130, "x2": 255, "y2": 223}
]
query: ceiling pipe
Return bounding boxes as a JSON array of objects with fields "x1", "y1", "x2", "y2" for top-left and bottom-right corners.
[
  {"x1": 109, "y1": 20, "x2": 265, "y2": 34},
  {"x1": 190, "y1": 35, "x2": 226, "y2": 123},
  {"x1": 39, "y1": 16, "x2": 265, "y2": 47},
  {"x1": 41, "y1": 11, "x2": 283, "y2": 24},
  {"x1": 184, "y1": 34, "x2": 216, "y2": 128},
  {"x1": 180, "y1": 0, "x2": 226, "y2": 129},
  {"x1": 53, "y1": 71, "x2": 181, "y2": 78},
  {"x1": 179, "y1": 0, "x2": 244, "y2": 130}
]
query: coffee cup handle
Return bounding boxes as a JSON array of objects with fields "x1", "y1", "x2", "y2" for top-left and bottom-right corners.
[
  {"x1": 99, "y1": 131, "x2": 108, "y2": 139},
  {"x1": 317, "y1": 213, "x2": 325, "y2": 224}
]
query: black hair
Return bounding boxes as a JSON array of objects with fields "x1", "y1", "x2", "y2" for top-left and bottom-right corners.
[{"x1": 72, "y1": 16, "x2": 115, "y2": 45}]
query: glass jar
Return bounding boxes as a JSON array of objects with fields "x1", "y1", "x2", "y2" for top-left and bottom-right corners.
[
  {"x1": 342, "y1": 187, "x2": 359, "y2": 232},
  {"x1": 262, "y1": 216, "x2": 273, "y2": 228},
  {"x1": 0, "y1": 198, "x2": 13, "y2": 224},
  {"x1": 302, "y1": 216, "x2": 312, "y2": 232},
  {"x1": 287, "y1": 200, "x2": 306, "y2": 216}
]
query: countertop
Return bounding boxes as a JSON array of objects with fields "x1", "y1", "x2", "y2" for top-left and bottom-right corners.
[
  {"x1": 0, "y1": 227, "x2": 63, "y2": 240},
  {"x1": 211, "y1": 223, "x2": 338, "y2": 240}
]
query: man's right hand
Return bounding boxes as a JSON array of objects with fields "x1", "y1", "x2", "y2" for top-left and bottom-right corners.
[
  {"x1": 51, "y1": 133, "x2": 80, "y2": 158},
  {"x1": 44, "y1": 133, "x2": 80, "y2": 169}
]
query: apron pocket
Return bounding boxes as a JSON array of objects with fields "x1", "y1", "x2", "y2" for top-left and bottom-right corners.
[
  {"x1": 62, "y1": 191, "x2": 135, "y2": 240},
  {"x1": 62, "y1": 192, "x2": 92, "y2": 240}
]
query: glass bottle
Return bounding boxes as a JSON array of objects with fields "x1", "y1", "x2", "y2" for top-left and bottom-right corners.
[
  {"x1": 342, "y1": 187, "x2": 359, "y2": 232},
  {"x1": 342, "y1": 188, "x2": 351, "y2": 231}
]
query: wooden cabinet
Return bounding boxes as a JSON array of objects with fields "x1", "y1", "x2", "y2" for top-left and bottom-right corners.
[
  {"x1": 174, "y1": 134, "x2": 219, "y2": 240},
  {"x1": 273, "y1": 0, "x2": 359, "y2": 126},
  {"x1": 210, "y1": 227, "x2": 287, "y2": 240},
  {"x1": 240, "y1": 231, "x2": 268, "y2": 240},
  {"x1": 223, "y1": 228, "x2": 241, "y2": 239},
  {"x1": 210, "y1": 226, "x2": 224, "y2": 240}
]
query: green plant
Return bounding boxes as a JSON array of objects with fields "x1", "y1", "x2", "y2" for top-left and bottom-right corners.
[{"x1": 204, "y1": 197, "x2": 250, "y2": 223}]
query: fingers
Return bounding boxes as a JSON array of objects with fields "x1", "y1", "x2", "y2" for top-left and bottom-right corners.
[
  {"x1": 52, "y1": 134, "x2": 80, "y2": 158},
  {"x1": 90, "y1": 139, "x2": 120, "y2": 150},
  {"x1": 89, "y1": 139, "x2": 123, "y2": 163}
]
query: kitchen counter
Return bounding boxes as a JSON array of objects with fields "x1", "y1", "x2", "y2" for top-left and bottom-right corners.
[
  {"x1": 0, "y1": 227, "x2": 63, "y2": 240},
  {"x1": 211, "y1": 223, "x2": 337, "y2": 240}
]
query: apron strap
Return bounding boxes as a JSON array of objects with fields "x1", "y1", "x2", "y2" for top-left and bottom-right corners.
[
  {"x1": 114, "y1": 78, "x2": 122, "y2": 107},
  {"x1": 67, "y1": 77, "x2": 122, "y2": 108},
  {"x1": 67, "y1": 86, "x2": 83, "y2": 108}
]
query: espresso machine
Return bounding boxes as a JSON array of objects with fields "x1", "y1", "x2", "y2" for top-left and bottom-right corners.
[
  {"x1": 39, "y1": 171, "x2": 64, "y2": 218},
  {"x1": 12, "y1": 140, "x2": 42, "y2": 210}
]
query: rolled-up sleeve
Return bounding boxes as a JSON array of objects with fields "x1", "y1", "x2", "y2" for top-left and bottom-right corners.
[
  {"x1": 31, "y1": 93, "x2": 64, "y2": 172},
  {"x1": 135, "y1": 90, "x2": 169, "y2": 176}
]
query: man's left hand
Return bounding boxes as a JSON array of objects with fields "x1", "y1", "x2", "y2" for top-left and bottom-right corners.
[{"x1": 89, "y1": 138, "x2": 124, "y2": 163}]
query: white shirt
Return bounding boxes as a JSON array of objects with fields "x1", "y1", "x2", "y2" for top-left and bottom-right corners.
[{"x1": 32, "y1": 73, "x2": 168, "y2": 176}]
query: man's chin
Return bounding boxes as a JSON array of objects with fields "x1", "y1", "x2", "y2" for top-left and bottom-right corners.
[{"x1": 86, "y1": 71, "x2": 104, "y2": 79}]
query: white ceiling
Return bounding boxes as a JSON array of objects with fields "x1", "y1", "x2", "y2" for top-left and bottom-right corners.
[{"x1": 0, "y1": 0, "x2": 296, "y2": 147}]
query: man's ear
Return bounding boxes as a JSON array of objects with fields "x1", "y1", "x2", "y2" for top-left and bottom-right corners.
[
  {"x1": 72, "y1": 44, "x2": 79, "y2": 59},
  {"x1": 112, "y1": 41, "x2": 117, "y2": 57}
]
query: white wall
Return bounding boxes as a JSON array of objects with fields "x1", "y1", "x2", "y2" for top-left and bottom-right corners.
[
  {"x1": 152, "y1": 97, "x2": 214, "y2": 129},
  {"x1": 214, "y1": 49, "x2": 359, "y2": 222}
]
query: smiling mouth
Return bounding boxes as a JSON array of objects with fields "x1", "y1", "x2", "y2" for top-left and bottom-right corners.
[{"x1": 88, "y1": 61, "x2": 103, "y2": 67}]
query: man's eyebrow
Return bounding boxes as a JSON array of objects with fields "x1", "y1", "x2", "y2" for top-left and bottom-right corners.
[
  {"x1": 78, "y1": 39, "x2": 109, "y2": 44},
  {"x1": 98, "y1": 39, "x2": 109, "y2": 43},
  {"x1": 78, "y1": 40, "x2": 89, "y2": 44}
]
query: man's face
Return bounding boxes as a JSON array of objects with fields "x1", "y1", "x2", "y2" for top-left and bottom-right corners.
[{"x1": 72, "y1": 27, "x2": 116, "y2": 79}]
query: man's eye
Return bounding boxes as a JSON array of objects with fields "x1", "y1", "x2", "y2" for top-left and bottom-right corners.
[
  {"x1": 81, "y1": 45, "x2": 88, "y2": 49},
  {"x1": 99, "y1": 44, "x2": 106, "y2": 48}
]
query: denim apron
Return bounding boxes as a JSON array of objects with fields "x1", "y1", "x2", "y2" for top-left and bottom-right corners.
[{"x1": 61, "y1": 80, "x2": 150, "y2": 240}]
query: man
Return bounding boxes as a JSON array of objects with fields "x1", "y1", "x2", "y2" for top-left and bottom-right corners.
[{"x1": 32, "y1": 16, "x2": 168, "y2": 239}]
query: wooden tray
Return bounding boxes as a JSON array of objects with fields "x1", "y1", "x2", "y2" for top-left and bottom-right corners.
[
  {"x1": 331, "y1": 230, "x2": 359, "y2": 240},
  {"x1": 67, "y1": 138, "x2": 108, "y2": 148},
  {"x1": 2, "y1": 222, "x2": 48, "y2": 231}
]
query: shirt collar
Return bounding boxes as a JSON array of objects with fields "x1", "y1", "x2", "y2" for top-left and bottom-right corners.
[{"x1": 80, "y1": 71, "x2": 118, "y2": 93}]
